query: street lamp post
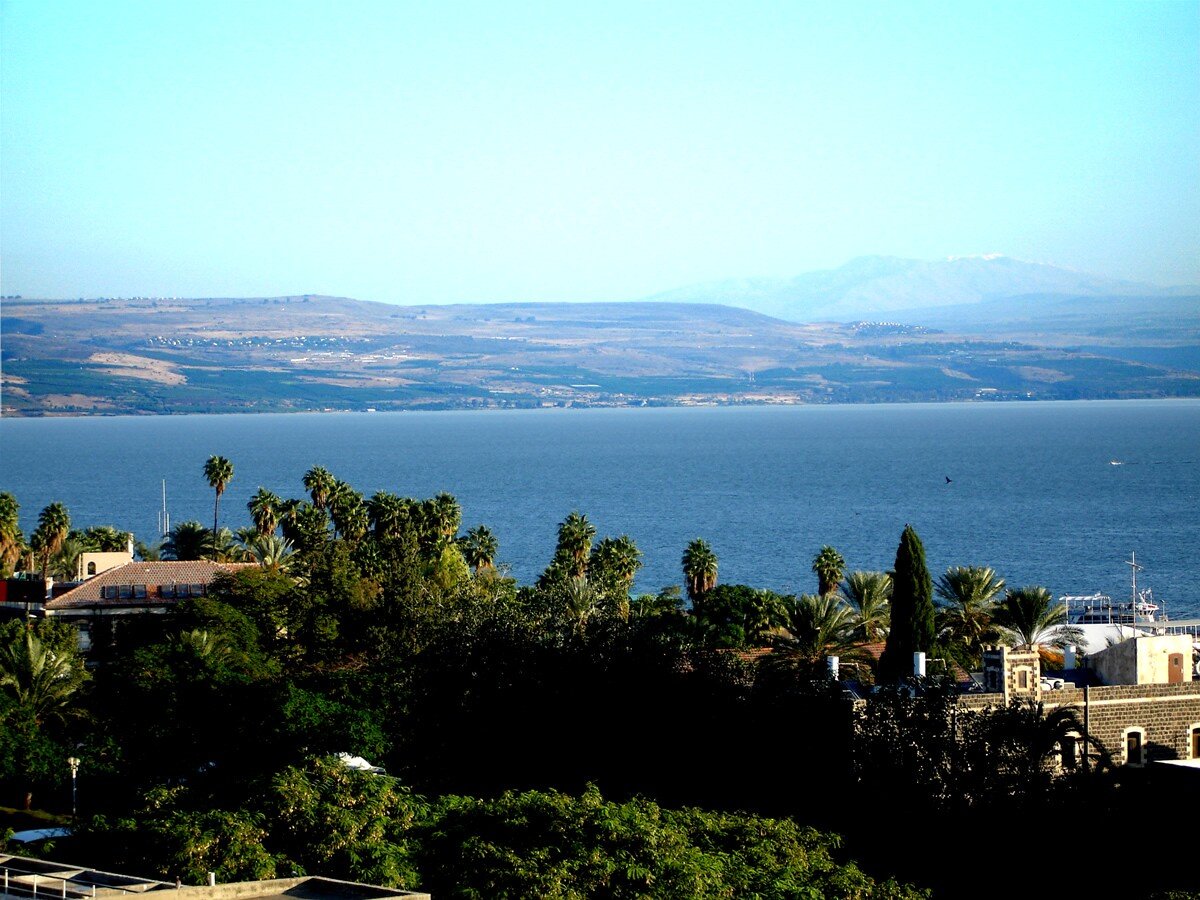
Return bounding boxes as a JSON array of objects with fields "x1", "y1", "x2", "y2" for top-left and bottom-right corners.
[{"x1": 67, "y1": 756, "x2": 80, "y2": 819}]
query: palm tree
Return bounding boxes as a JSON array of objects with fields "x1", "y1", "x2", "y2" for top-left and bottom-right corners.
[
  {"x1": 247, "y1": 534, "x2": 295, "y2": 573},
  {"x1": 79, "y1": 525, "x2": 132, "y2": 553},
  {"x1": 162, "y1": 521, "x2": 211, "y2": 561},
  {"x1": 461, "y1": 525, "x2": 499, "y2": 573},
  {"x1": 431, "y1": 492, "x2": 463, "y2": 541},
  {"x1": 682, "y1": 538, "x2": 718, "y2": 604},
  {"x1": 564, "y1": 575, "x2": 597, "y2": 633},
  {"x1": 995, "y1": 586, "x2": 1085, "y2": 651},
  {"x1": 329, "y1": 483, "x2": 368, "y2": 542},
  {"x1": 590, "y1": 535, "x2": 642, "y2": 592},
  {"x1": 812, "y1": 545, "x2": 846, "y2": 597},
  {"x1": 935, "y1": 566, "x2": 1005, "y2": 660},
  {"x1": 367, "y1": 491, "x2": 410, "y2": 540},
  {"x1": 0, "y1": 492, "x2": 25, "y2": 576},
  {"x1": 203, "y1": 455, "x2": 234, "y2": 558},
  {"x1": 248, "y1": 487, "x2": 282, "y2": 537},
  {"x1": 556, "y1": 512, "x2": 596, "y2": 579},
  {"x1": 769, "y1": 593, "x2": 871, "y2": 679},
  {"x1": 843, "y1": 570, "x2": 892, "y2": 642},
  {"x1": 31, "y1": 502, "x2": 71, "y2": 578},
  {"x1": 49, "y1": 537, "x2": 86, "y2": 581},
  {"x1": 0, "y1": 629, "x2": 87, "y2": 727},
  {"x1": 303, "y1": 466, "x2": 336, "y2": 510}
]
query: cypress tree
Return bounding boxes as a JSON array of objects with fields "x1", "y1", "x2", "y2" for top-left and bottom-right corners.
[{"x1": 879, "y1": 524, "x2": 935, "y2": 682}]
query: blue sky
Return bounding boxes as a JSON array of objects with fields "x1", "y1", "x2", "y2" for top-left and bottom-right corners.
[{"x1": 2, "y1": 0, "x2": 1197, "y2": 303}]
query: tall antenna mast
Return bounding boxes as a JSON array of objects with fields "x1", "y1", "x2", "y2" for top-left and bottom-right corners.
[{"x1": 1125, "y1": 551, "x2": 1142, "y2": 636}]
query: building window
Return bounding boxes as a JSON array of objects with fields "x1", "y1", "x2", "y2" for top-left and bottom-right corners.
[
  {"x1": 1059, "y1": 734, "x2": 1079, "y2": 770},
  {"x1": 87, "y1": 562, "x2": 97, "y2": 576},
  {"x1": 1124, "y1": 728, "x2": 1145, "y2": 766},
  {"x1": 1190, "y1": 725, "x2": 1200, "y2": 760}
]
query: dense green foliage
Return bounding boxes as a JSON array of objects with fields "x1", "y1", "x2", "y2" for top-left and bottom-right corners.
[{"x1": 2, "y1": 476, "x2": 1187, "y2": 899}]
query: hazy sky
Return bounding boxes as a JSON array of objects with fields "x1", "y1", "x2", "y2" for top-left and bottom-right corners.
[{"x1": 2, "y1": 0, "x2": 1197, "y2": 303}]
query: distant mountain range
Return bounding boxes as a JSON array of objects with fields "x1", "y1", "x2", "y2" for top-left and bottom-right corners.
[
  {"x1": 645, "y1": 254, "x2": 1198, "y2": 322},
  {"x1": 3, "y1": 287, "x2": 1199, "y2": 416}
]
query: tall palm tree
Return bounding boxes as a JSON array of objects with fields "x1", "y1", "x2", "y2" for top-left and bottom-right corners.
[
  {"x1": 80, "y1": 525, "x2": 131, "y2": 552},
  {"x1": 329, "y1": 484, "x2": 368, "y2": 542},
  {"x1": 0, "y1": 492, "x2": 25, "y2": 576},
  {"x1": 461, "y1": 525, "x2": 499, "y2": 573},
  {"x1": 682, "y1": 538, "x2": 718, "y2": 604},
  {"x1": 590, "y1": 535, "x2": 642, "y2": 592},
  {"x1": 812, "y1": 545, "x2": 846, "y2": 597},
  {"x1": 935, "y1": 566, "x2": 1005, "y2": 660},
  {"x1": 248, "y1": 487, "x2": 282, "y2": 537},
  {"x1": 203, "y1": 455, "x2": 234, "y2": 558},
  {"x1": 431, "y1": 492, "x2": 463, "y2": 541},
  {"x1": 162, "y1": 520, "x2": 211, "y2": 561},
  {"x1": 303, "y1": 466, "x2": 336, "y2": 510},
  {"x1": 842, "y1": 570, "x2": 892, "y2": 642},
  {"x1": 769, "y1": 593, "x2": 871, "y2": 678},
  {"x1": 31, "y1": 502, "x2": 71, "y2": 579},
  {"x1": 556, "y1": 512, "x2": 596, "y2": 579},
  {"x1": 995, "y1": 586, "x2": 1085, "y2": 651},
  {"x1": 367, "y1": 491, "x2": 410, "y2": 540}
]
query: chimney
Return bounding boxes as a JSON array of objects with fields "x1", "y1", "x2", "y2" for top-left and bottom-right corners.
[
  {"x1": 127, "y1": 534, "x2": 135, "y2": 555},
  {"x1": 826, "y1": 655, "x2": 839, "y2": 681},
  {"x1": 913, "y1": 651, "x2": 926, "y2": 677}
]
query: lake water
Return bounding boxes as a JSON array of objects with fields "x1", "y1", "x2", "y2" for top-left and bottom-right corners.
[{"x1": 2, "y1": 401, "x2": 1198, "y2": 617}]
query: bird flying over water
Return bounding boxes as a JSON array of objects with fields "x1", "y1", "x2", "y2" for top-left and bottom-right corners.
[{"x1": 945, "y1": 476, "x2": 952, "y2": 483}]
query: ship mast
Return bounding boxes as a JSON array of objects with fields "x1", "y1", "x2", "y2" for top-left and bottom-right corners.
[
  {"x1": 1125, "y1": 551, "x2": 1142, "y2": 636},
  {"x1": 157, "y1": 479, "x2": 171, "y2": 539}
]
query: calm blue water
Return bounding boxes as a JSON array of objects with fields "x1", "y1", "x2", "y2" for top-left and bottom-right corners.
[{"x1": 2, "y1": 401, "x2": 1198, "y2": 617}]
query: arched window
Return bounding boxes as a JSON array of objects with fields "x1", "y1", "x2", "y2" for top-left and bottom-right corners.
[{"x1": 87, "y1": 561, "x2": 97, "y2": 575}]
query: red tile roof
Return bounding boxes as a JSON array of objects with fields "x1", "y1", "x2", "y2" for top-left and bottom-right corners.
[{"x1": 45, "y1": 561, "x2": 255, "y2": 610}]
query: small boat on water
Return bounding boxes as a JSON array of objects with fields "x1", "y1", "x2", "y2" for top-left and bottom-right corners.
[{"x1": 1109, "y1": 459, "x2": 1124, "y2": 466}]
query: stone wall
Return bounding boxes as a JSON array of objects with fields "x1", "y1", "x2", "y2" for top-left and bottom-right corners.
[{"x1": 959, "y1": 682, "x2": 1200, "y2": 765}]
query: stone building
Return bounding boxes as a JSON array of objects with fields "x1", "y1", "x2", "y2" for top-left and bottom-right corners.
[{"x1": 962, "y1": 642, "x2": 1200, "y2": 767}]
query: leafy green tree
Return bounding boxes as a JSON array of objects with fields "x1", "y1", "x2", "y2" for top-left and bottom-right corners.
[
  {"x1": 203, "y1": 455, "x2": 234, "y2": 558},
  {"x1": 418, "y1": 784, "x2": 925, "y2": 899},
  {"x1": 269, "y1": 757, "x2": 426, "y2": 889},
  {"x1": 843, "y1": 571, "x2": 892, "y2": 642},
  {"x1": 995, "y1": 586, "x2": 1084, "y2": 651},
  {"x1": 879, "y1": 525, "x2": 934, "y2": 682},
  {"x1": 691, "y1": 584, "x2": 784, "y2": 648},
  {"x1": 248, "y1": 487, "x2": 282, "y2": 537},
  {"x1": 812, "y1": 545, "x2": 846, "y2": 597},
  {"x1": 682, "y1": 538, "x2": 718, "y2": 604}
]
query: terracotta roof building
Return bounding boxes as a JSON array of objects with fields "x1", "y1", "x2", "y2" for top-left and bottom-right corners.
[{"x1": 45, "y1": 560, "x2": 255, "y2": 653}]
